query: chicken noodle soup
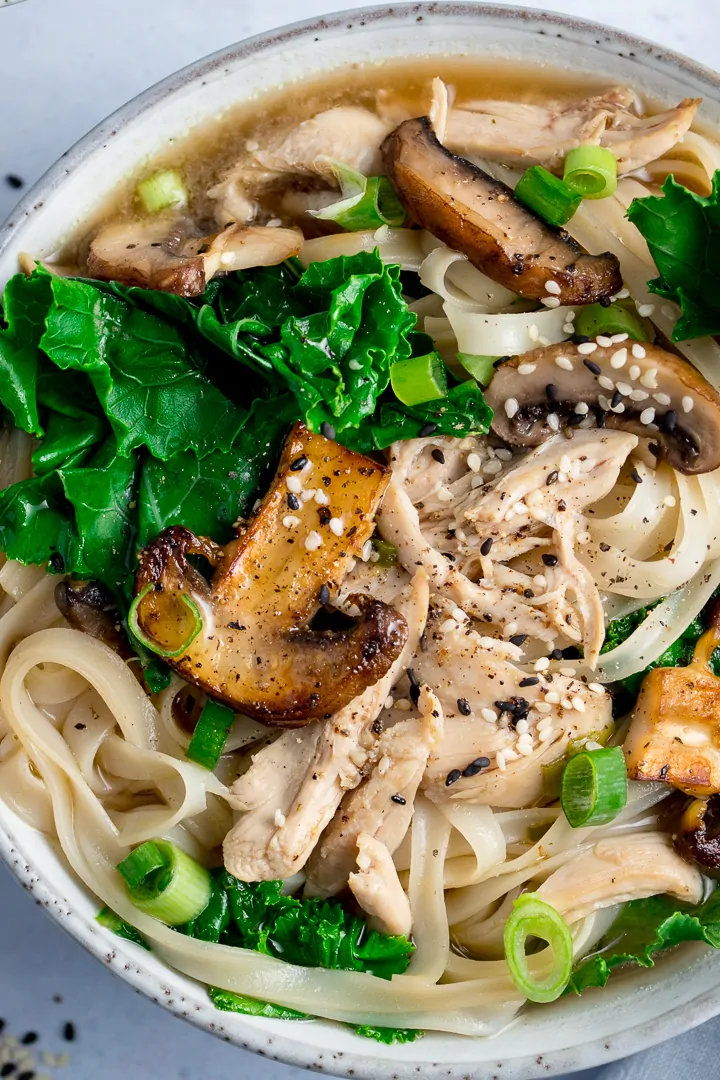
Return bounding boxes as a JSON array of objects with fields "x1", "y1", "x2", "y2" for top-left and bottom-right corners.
[{"x1": 2, "y1": 60, "x2": 720, "y2": 1037}]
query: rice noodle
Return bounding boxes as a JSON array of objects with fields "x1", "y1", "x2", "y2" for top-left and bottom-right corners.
[{"x1": 443, "y1": 299, "x2": 577, "y2": 356}]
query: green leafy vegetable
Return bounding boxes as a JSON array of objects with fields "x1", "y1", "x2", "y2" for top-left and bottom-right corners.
[
  {"x1": 96, "y1": 906, "x2": 150, "y2": 949},
  {"x1": 208, "y1": 987, "x2": 308, "y2": 1020},
  {"x1": 627, "y1": 172, "x2": 720, "y2": 341},
  {"x1": 0, "y1": 270, "x2": 50, "y2": 435},
  {"x1": 352, "y1": 1025, "x2": 423, "y2": 1044},
  {"x1": 568, "y1": 887, "x2": 720, "y2": 994}
]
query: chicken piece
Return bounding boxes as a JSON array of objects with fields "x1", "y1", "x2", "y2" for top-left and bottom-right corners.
[
  {"x1": 624, "y1": 606, "x2": 720, "y2": 795},
  {"x1": 87, "y1": 218, "x2": 303, "y2": 296},
  {"x1": 444, "y1": 89, "x2": 699, "y2": 176},
  {"x1": 133, "y1": 423, "x2": 407, "y2": 725},
  {"x1": 222, "y1": 570, "x2": 430, "y2": 881},
  {"x1": 538, "y1": 833, "x2": 704, "y2": 923},
  {"x1": 349, "y1": 833, "x2": 413, "y2": 938},
  {"x1": 209, "y1": 107, "x2": 393, "y2": 224},
  {"x1": 382, "y1": 116, "x2": 621, "y2": 305},
  {"x1": 305, "y1": 685, "x2": 444, "y2": 898},
  {"x1": 415, "y1": 613, "x2": 611, "y2": 808}
]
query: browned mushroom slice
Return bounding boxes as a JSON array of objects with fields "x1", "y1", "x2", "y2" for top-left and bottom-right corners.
[
  {"x1": 485, "y1": 341, "x2": 720, "y2": 475},
  {"x1": 132, "y1": 423, "x2": 408, "y2": 726},
  {"x1": 381, "y1": 116, "x2": 622, "y2": 305},
  {"x1": 675, "y1": 795, "x2": 720, "y2": 876},
  {"x1": 87, "y1": 218, "x2": 303, "y2": 297},
  {"x1": 56, "y1": 580, "x2": 132, "y2": 658}
]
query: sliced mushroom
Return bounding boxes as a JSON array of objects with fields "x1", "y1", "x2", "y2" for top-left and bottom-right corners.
[
  {"x1": 381, "y1": 116, "x2": 622, "y2": 305},
  {"x1": 55, "y1": 580, "x2": 132, "y2": 658},
  {"x1": 87, "y1": 218, "x2": 303, "y2": 297},
  {"x1": 485, "y1": 341, "x2": 720, "y2": 474},
  {"x1": 132, "y1": 423, "x2": 408, "y2": 726},
  {"x1": 624, "y1": 604, "x2": 720, "y2": 795},
  {"x1": 676, "y1": 795, "x2": 720, "y2": 875}
]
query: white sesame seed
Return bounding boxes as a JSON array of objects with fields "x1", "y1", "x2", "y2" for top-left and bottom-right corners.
[
  {"x1": 610, "y1": 348, "x2": 628, "y2": 369},
  {"x1": 536, "y1": 714, "x2": 553, "y2": 731},
  {"x1": 440, "y1": 618, "x2": 458, "y2": 633},
  {"x1": 572, "y1": 695, "x2": 586, "y2": 713},
  {"x1": 561, "y1": 697, "x2": 574, "y2": 710},
  {"x1": 505, "y1": 397, "x2": 519, "y2": 418},
  {"x1": 496, "y1": 751, "x2": 507, "y2": 771},
  {"x1": 348, "y1": 358, "x2": 363, "y2": 370},
  {"x1": 682, "y1": 395, "x2": 694, "y2": 413},
  {"x1": 282, "y1": 515, "x2": 301, "y2": 528},
  {"x1": 514, "y1": 500, "x2": 528, "y2": 515},
  {"x1": 534, "y1": 656, "x2": 550, "y2": 672},
  {"x1": 588, "y1": 682, "x2": 606, "y2": 695},
  {"x1": 547, "y1": 413, "x2": 560, "y2": 432},
  {"x1": 517, "y1": 741, "x2": 535, "y2": 757},
  {"x1": 482, "y1": 707, "x2": 498, "y2": 722},
  {"x1": 518, "y1": 363, "x2": 537, "y2": 375},
  {"x1": 554, "y1": 355, "x2": 574, "y2": 371},
  {"x1": 632, "y1": 343, "x2": 647, "y2": 359},
  {"x1": 516, "y1": 718, "x2": 529, "y2": 735},
  {"x1": 663, "y1": 495, "x2": 677, "y2": 508},
  {"x1": 456, "y1": 528, "x2": 467, "y2": 543},
  {"x1": 533, "y1": 574, "x2": 547, "y2": 590},
  {"x1": 577, "y1": 341, "x2": 598, "y2": 355},
  {"x1": 505, "y1": 621, "x2": 519, "y2": 636},
  {"x1": 559, "y1": 666, "x2": 577, "y2": 677},
  {"x1": 640, "y1": 367, "x2": 658, "y2": 388},
  {"x1": 315, "y1": 489, "x2": 330, "y2": 505},
  {"x1": 286, "y1": 476, "x2": 303, "y2": 494},
  {"x1": 274, "y1": 808, "x2": 287, "y2": 827},
  {"x1": 596, "y1": 335, "x2": 613, "y2": 348},
  {"x1": 630, "y1": 388, "x2": 649, "y2": 401},
  {"x1": 329, "y1": 517, "x2": 344, "y2": 536},
  {"x1": 535, "y1": 701, "x2": 552, "y2": 714},
  {"x1": 487, "y1": 446, "x2": 497, "y2": 458},
  {"x1": 640, "y1": 407, "x2": 656, "y2": 425},
  {"x1": 305, "y1": 530, "x2": 323, "y2": 551},
  {"x1": 483, "y1": 459, "x2": 503, "y2": 475},
  {"x1": 637, "y1": 303, "x2": 655, "y2": 317},
  {"x1": 577, "y1": 530, "x2": 591, "y2": 544},
  {"x1": 529, "y1": 324, "x2": 540, "y2": 342},
  {"x1": 567, "y1": 310, "x2": 576, "y2": 321},
  {"x1": 653, "y1": 392, "x2": 671, "y2": 406},
  {"x1": 559, "y1": 455, "x2": 571, "y2": 473},
  {"x1": 574, "y1": 402, "x2": 590, "y2": 415},
  {"x1": 451, "y1": 607, "x2": 466, "y2": 622},
  {"x1": 471, "y1": 475, "x2": 486, "y2": 488},
  {"x1": 437, "y1": 485, "x2": 454, "y2": 502},
  {"x1": 628, "y1": 364, "x2": 642, "y2": 380},
  {"x1": 495, "y1": 447, "x2": 513, "y2": 461},
  {"x1": 563, "y1": 323, "x2": 575, "y2": 334},
  {"x1": 545, "y1": 690, "x2": 560, "y2": 704},
  {"x1": 361, "y1": 539, "x2": 374, "y2": 561},
  {"x1": 545, "y1": 280, "x2": 562, "y2": 295},
  {"x1": 395, "y1": 698, "x2": 411, "y2": 711},
  {"x1": 613, "y1": 333, "x2": 630, "y2": 344},
  {"x1": 503, "y1": 748, "x2": 519, "y2": 762},
  {"x1": 385, "y1": 696, "x2": 394, "y2": 709},
  {"x1": 598, "y1": 375, "x2": 615, "y2": 391},
  {"x1": 302, "y1": 489, "x2": 316, "y2": 502},
  {"x1": 557, "y1": 470, "x2": 568, "y2": 484},
  {"x1": 467, "y1": 452, "x2": 482, "y2": 472},
  {"x1": 615, "y1": 288, "x2": 630, "y2": 299},
  {"x1": 539, "y1": 727, "x2": 555, "y2": 742},
  {"x1": 615, "y1": 381, "x2": 631, "y2": 396},
  {"x1": 542, "y1": 296, "x2": 561, "y2": 308},
  {"x1": 598, "y1": 394, "x2": 611, "y2": 411}
]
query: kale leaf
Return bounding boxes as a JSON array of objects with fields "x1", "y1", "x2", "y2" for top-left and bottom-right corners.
[
  {"x1": 208, "y1": 988, "x2": 308, "y2": 1021},
  {"x1": 627, "y1": 172, "x2": 720, "y2": 341},
  {"x1": 0, "y1": 270, "x2": 50, "y2": 435},
  {"x1": 352, "y1": 1025, "x2": 423, "y2": 1044},
  {"x1": 96, "y1": 907, "x2": 150, "y2": 950}
]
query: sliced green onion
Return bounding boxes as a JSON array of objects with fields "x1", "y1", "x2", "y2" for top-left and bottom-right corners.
[
  {"x1": 96, "y1": 907, "x2": 150, "y2": 949},
  {"x1": 390, "y1": 352, "x2": 447, "y2": 406},
  {"x1": 541, "y1": 728, "x2": 614, "y2": 799},
  {"x1": 371, "y1": 538, "x2": 398, "y2": 568},
  {"x1": 514, "y1": 165, "x2": 583, "y2": 226},
  {"x1": 456, "y1": 353, "x2": 498, "y2": 387},
  {"x1": 137, "y1": 169, "x2": 187, "y2": 214},
  {"x1": 563, "y1": 145, "x2": 618, "y2": 200},
  {"x1": 503, "y1": 892, "x2": 573, "y2": 1003},
  {"x1": 574, "y1": 299, "x2": 653, "y2": 342},
  {"x1": 117, "y1": 839, "x2": 211, "y2": 926},
  {"x1": 128, "y1": 583, "x2": 203, "y2": 659},
  {"x1": 209, "y1": 987, "x2": 308, "y2": 1020},
  {"x1": 309, "y1": 158, "x2": 405, "y2": 231},
  {"x1": 561, "y1": 746, "x2": 628, "y2": 828},
  {"x1": 186, "y1": 699, "x2": 235, "y2": 771}
]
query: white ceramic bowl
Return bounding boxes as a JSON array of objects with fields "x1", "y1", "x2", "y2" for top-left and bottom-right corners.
[{"x1": 2, "y1": 5, "x2": 720, "y2": 1077}]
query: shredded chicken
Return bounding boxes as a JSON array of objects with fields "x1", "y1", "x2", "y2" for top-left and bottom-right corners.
[
  {"x1": 538, "y1": 833, "x2": 704, "y2": 922},
  {"x1": 305, "y1": 685, "x2": 444, "y2": 898},
  {"x1": 349, "y1": 833, "x2": 413, "y2": 937},
  {"x1": 413, "y1": 612, "x2": 611, "y2": 808},
  {"x1": 222, "y1": 570, "x2": 429, "y2": 881}
]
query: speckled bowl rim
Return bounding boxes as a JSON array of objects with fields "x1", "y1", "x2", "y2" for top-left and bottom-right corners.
[{"x1": 2, "y1": 4, "x2": 720, "y2": 1078}]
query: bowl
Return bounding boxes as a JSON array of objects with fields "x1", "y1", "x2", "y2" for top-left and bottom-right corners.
[{"x1": 2, "y1": 4, "x2": 720, "y2": 1077}]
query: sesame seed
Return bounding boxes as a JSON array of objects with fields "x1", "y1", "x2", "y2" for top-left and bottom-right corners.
[
  {"x1": 505, "y1": 398, "x2": 519, "y2": 419},
  {"x1": 534, "y1": 656, "x2": 550, "y2": 672},
  {"x1": 510, "y1": 634, "x2": 528, "y2": 646},
  {"x1": 520, "y1": 676, "x2": 540, "y2": 687},
  {"x1": 598, "y1": 375, "x2": 614, "y2": 391},
  {"x1": 445, "y1": 768, "x2": 462, "y2": 786},
  {"x1": 516, "y1": 718, "x2": 529, "y2": 735},
  {"x1": 282, "y1": 515, "x2": 301, "y2": 528},
  {"x1": 637, "y1": 303, "x2": 655, "y2": 317},
  {"x1": 572, "y1": 696, "x2": 586, "y2": 712},
  {"x1": 541, "y1": 296, "x2": 561, "y2": 308},
  {"x1": 632, "y1": 344, "x2": 647, "y2": 361},
  {"x1": 504, "y1": 748, "x2": 519, "y2": 761},
  {"x1": 610, "y1": 349, "x2": 628, "y2": 369},
  {"x1": 320, "y1": 422, "x2": 336, "y2": 440},
  {"x1": 640, "y1": 407, "x2": 656, "y2": 425},
  {"x1": 653, "y1": 392, "x2": 671, "y2": 406},
  {"x1": 431, "y1": 448, "x2": 446, "y2": 464},
  {"x1": 545, "y1": 690, "x2": 560, "y2": 704},
  {"x1": 518, "y1": 363, "x2": 537, "y2": 375},
  {"x1": 463, "y1": 756, "x2": 491, "y2": 777},
  {"x1": 630, "y1": 389, "x2": 649, "y2": 401},
  {"x1": 611, "y1": 333, "x2": 629, "y2": 344},
  {"x1": 539, "y1": 728, "x2": 555, "y2": 742},
  {"x1": 561, "y1": 697, "x2": 574, "y2": 710},
  {"x1": 529, "y1": 324, "x2": 540, "y2": 342},
  {"x1": 481, "y1": 707, "x2": 498, "y2": 722},
  {"x1": 616, "y1": 381, "x2": 632, "y2": 396},
  {"x1": 533, "y1": 574, "x2": 547, "y2": 589},
  {"x1": 588, "y1": 682, "x2": 606, "y2": 695},
  {"x1": 535, "y1": 701, "x2": 552, "y2": 714},
  {"x1": 662, "y1": 409, "x2": 677, "y2": 433},
  {"x1": 286, "y1": 492, "x2": 301, "y2": 511},
  {"x1": 615, "y1": 288, "x2": 630, "y2": 299},
  {"x1": 437, "y1": 485, "x2": 454, "y2": 501},
  {"x1": 496, "y1": 751, "x2": 507, "y2": 771},
  {"x1": 440, "y1": 618, "x2": 458, "y2": 633},
  {"x1": 274, "y1": 808, "x2": 286, "y2": 827},
  {"x1": 467, "y1": 452, "x2": 482, "y2": 472},
  {"x1": 536, "y1": 715, "x2": 553, "y2": 732},
  {"x1": 542, "y1": 553, "x2": 559, "y2": 567},
  {"x1": 419, "y1": 422, "x2": 437, "y2": 437},
  {"x1": 361, "y1": 539, "x2": 373, "y2": 561},
  {"x1": 329, "y1": 517, "x2": 344, "y2": 536},
  {"x1": 483, "y1": 459, "x2": 503, "y2": 475},
  {"x1": 563, "y1": 323, "x2": 575, "y2": 334},
  {"x1": 305, "y1": 531, "x2": 323, "y2": 551},
  {"x1": 391, "y1": 794, "x2": 407, "y2": 805},
  {"x1": 286, "y1": 476, "x2": 303, "y2": 494},
  {"x1": 640, "y1": 367, "x2": 658, "y2": 389},
  {"x1": 577, "y1": 342, "x2": 598, "y2": 355},
  {"x1": 630, "y1": 467, "x2": 643, "y2": 484},
  {"x1": 628, "y1": 364, "x2": 641, "y2": 380},
  {"x1": 457, "y1": 697, "x2": 472, "y2": 716},
  {"x1": 663, "y1": 495, "x2": 676, "y2": 508},
  {"x1": 545, "y1": 280, "x2": 562, "y2": 295},
  {"x1": 290, "y1": 455, "x2": 308, "y2": 471},
  {"x1": 517, "y1": 741, "x2": 534, "y2": 757},
  {"x1": 682, "y1": 396, "x2": 694, "y2": 413},
  {"x1": 395, "y1": 698, "x2": 412, "y2": 711},
  {"x1": 574, "y1": 402, "x2": 589, "y2": 415},
  {"x1": 315, "y1": 489, "x2": 330, "y2": 506},
  {"x1": 555, "y1": 355, "x2": 574, "y2": 371},
  {"x1": 480, "y1": 537, "x2": 494, "y2": 556},
  {"x1": 547, "y1": 413, "x2": 560, "y2": 431},
  {"x1": 583, "y1": 358, "x2": 602, "y2": 375},
  {"x1": 577, "y1": 530, "x2": 591, "y2": 544},
  {"x1": 348, "y1": 358, "x2": 362, "y2": 370},
  {"x1": 471, "y1": 475, "x2": 485, "y2": 489},
  {"x1": 319, "y1": 584, "x2": 331, "y2": 605},
  {"x1": 302, "y1": 489, "x2": 316, "y2": 502},
  {"x1": 596, "y1": 335, "x2": 613, "y2": 348}
]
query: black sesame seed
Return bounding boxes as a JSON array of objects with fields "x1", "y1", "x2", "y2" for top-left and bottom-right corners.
[
  {"x1": 611, "y1": 389, "x2": 623, "y2": 409},
  {"x1": 472, "y1": 755, "x2": 491, "y2": 769},
  {"x1": 320, "y1": 422, "x2": 336, "y2": 440},
  {"x1": 573, "y1": 334, "x2": 591, "y2": 344},
  {"x1": 407, "y1": 667, "x2": 420, "y2": 687},
  {"x1": 318, "y1": 584, "x2": 330, "y2": 606},
  {"x1": 442, "y1": 551, "x2": 456, "y2": 562},
  {"x1": 290, "y1": 455, "x2": 308, "y2": 472},
  {"x1": 74, "y1": 722, "x2": 86, "y2": 730},
  {"x1": 390, "y1": 794, "x2": 407, "y2": 805},
  {"x1": 0, "y1": 1064, "x2": 15, "y2": 1077},
  {"x1": 480, "y1": 537, "x2": 493, "y2": 556},
  {"x1": 662, "y1": 409, "x2": 677, "y2": 433},
  {"x1": 20, "y1": 1032, "x2": 38, "y2": 1045},
  {"x1": 286, "y1": 492, "x2": 300, "y2": 511},
  {"x1": 557, "y1": 499, "x2": 567, "y2": 512},
  {"x1": 523, "y1": 589, "x2": 535, "y2": 599},
  {"x1": 0, "y1": 1019, "x2": 4, "y2": 1034},
  {"x1": 599, "y1": 295, "x2": 612, "y2": 308},
  {"x1": 542, "y1": 553, "x2": 558, "y2": 567},
  {"x1": 494, "y1": 700, "x2": 516, "y2": 713},
  {"x1": 546, "y1": 470, "x2": 559, "y2": 485},
  {"x1": 457, "y1": 697, "x2": 472, "y2": 716},
  {"x1": 407, "y1": 667, "x2": 421, "y2": 706},
  {"x1": 62, "y1": 1022, "x2": 76, "y2": 1042},
  {"x1": 596, "y1": 407, "x2": 607, "y2": 427},
  {"x1": 510, "y1": 634, "x2": 528, "y2": 647},
  {"x1": 545, "y1": 383, "x2": 558, "y2": 401},
  {"x1": 17, "y1": 1072, "x2": 34, "y2": 1080},
  {"x1": 462, "y1": 761, "x2": 483, "y2": 777},
  {"x1": 551, "y1": 648, "x2": 564, "y2": 661},
  {"x1": 630, "y1": 468, "x2": 643, "y2": 484},
  {"x1": 418, "y1": 422, "x2": 437, "y2": 437},
  {"x1": 583, "y1": 358, "x2": 602, "y2": 375},
  {"x1": 445, "y1": 768, "x2": 462, "y2": 786},
  {"x1": 519, "y1": 676, "x2": 540, "y2": 687},
  {"x1": 599, "y1": 542, "x2": 611, "y2": 552},
  {"x1": 49, "y1": 551, "x2": 65, "y2": 572},
  {"x1": 5, "y1": 174, "x2": 24, "y2": 189},
  {"x1": 431, "y1": 448, "x2": 445, "y2": 464}
]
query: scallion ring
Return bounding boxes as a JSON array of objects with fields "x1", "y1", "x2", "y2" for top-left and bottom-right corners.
[
  {"x1": 503, "y1": 892, "x2": 573, "y2": 1003},
  {"x1": 563, "y1": 145, "x2": 618, "y2": 200},
  {"x1": 136, "y1": 169, "x2": 187, "y2": 213},
  {"x1": 514, "y1": 165, "x2": 582, "y2": 226},
  {"x1": 309, "y1": 158, "x2": 406, "y2": 231},
  {"x1": 186, "y1": 699, "x2": 236, "y2": 771},
  {"x1": 117, "y1": 839, "x2": 211, "y2": 925},
  {"x1": 390, "y1": 352, "x2": 447, "y2": 406},
  {"x1": 574, "y1": 300, "x2": 653, "y2": 342},
  {"x1": 128, "y1": 583, "x2": 203, "y2": 659},
  {"x1": 456, "y1": 353, "x2": 498, "y2": 387},
  {"x1": 561, "y1": 745, "x2": 628, "y2": 828}
]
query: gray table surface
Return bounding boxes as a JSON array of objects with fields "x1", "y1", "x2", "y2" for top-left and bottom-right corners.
[{"x1": 0, "y1": 1, "x2": 716, "y2": 1078}]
